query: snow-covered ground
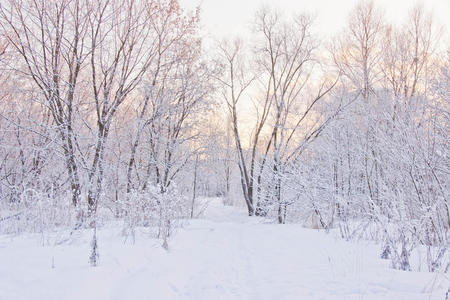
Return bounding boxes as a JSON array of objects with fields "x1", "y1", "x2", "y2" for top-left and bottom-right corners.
[{"x1": 0, "y1": 199, "x2": 448, "y2": 300}]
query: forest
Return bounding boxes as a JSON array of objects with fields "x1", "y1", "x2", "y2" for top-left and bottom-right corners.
[{"x1": 0, "y1": 0, "x2": 448, "y2": 281}]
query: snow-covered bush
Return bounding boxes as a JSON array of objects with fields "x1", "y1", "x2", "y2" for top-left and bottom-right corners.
[{"x1": 122, "y1": 185, "x2": 189, "y2": 246}]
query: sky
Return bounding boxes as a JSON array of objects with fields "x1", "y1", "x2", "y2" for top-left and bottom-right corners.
[
  {"x1": 178, "y1": 0, "x2": 449, "y2": 139},
  {"x1": 180, "y1": 0, "x2": 450, "y2": 42}
]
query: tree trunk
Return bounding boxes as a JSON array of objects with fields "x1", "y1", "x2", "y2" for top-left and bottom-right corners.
[{"x1": 190, "y1": 155, "x2": 199, "y2": 218}]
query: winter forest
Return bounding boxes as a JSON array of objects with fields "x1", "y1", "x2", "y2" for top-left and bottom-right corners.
[{"x1": 0, "y1": 0, "x2": 449, "y2": 299}]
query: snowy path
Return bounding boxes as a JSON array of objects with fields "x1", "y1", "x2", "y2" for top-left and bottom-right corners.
[{"x1": 0, "y1": 199, "x2": 448, "y2": 300}]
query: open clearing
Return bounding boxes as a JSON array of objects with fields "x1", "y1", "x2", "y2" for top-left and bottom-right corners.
[{"x1": 0, "y1": 199, "x2": 448, "y2": 300}]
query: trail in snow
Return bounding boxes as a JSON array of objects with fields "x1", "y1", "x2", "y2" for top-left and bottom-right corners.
[{"x1": 0, "y1": 198, "x2": 448, "y2": 300}]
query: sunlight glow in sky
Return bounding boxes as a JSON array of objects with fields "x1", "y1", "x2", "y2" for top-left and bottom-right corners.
[
  {"x1": 180, "y1": 0, "x2": 450, "y2": 41},
  {"x1": 179, "y1": 0, "x2": 449, "y2": 141}
]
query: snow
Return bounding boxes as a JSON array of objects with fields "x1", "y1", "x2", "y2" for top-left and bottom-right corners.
[{"x1": 0, "y1": 199, "x2": 448, "y2": 300}]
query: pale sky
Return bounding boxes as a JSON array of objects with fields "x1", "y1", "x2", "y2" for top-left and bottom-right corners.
[
  {"x1": 180, "y1": 0, "x2": 449, "y2": 140},
  {"x1": 180, "y1": 0, "x2": 450, "y2": 42}
]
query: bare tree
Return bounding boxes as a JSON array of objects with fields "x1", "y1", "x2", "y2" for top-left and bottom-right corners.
[
  {"x1": 332, "y1": 0, "x2": 383, "y2": 100},
  {"x1": 218, "y1": 9, "x2": 338, "y2": 219},
  {"x1": 217, "y1": 38, "x2": 256, "y2": 215},
  {"x1": 381, "y1": 4, "x2": 440, "y2": 100},
  {"x1": 0, "y1": 0, "x2": 90, "y2": 213},
  {"x1": 124, "y1": 0, "x2": 200, "y2": 198},
  {"x1": 85, "y1": 0, "x2": 162, "y2": 216},
  {"x1": 253, "y1": 9, "x2": 339, "y2": 222}
]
